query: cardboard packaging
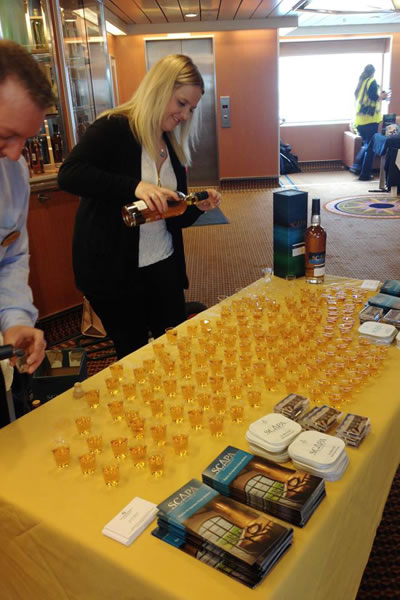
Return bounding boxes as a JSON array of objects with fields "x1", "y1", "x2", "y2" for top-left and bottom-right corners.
[{"x1": 273, "y1": 189, "x2": 308, "y2": 279}]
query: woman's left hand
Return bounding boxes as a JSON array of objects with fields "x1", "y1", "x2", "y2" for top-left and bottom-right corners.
[{"x1": 196, "y1": 189, "x2": 222, "y2": 212}]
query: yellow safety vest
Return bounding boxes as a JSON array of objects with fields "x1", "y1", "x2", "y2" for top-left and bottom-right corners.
[{"x1": 354, "y1": 77, "x2": 382, "y2": 127}]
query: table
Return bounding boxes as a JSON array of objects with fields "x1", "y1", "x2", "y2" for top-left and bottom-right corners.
[
  {"x1": 0, "y1": 276, "x2": 399, "y2": 600},
  {"x1": 371, "y1": 133, "x2": 400, "y2": 192}
]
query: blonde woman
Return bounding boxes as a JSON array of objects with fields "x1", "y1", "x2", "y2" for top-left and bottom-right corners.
[{"x1": 58, "y1": 54, "x2": 221, "y2": 358}]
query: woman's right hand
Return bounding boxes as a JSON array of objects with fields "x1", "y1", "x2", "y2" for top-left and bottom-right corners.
[{"x1": 134, "y1": 181, "x2": 179, "y2": 214}]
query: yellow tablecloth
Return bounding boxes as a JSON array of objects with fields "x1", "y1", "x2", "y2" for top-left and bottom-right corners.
[{"x1": 0, "y1": 276, "x2": 399, "y2": 600}]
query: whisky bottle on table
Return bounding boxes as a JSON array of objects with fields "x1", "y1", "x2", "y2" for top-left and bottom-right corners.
[
  {"x1": 122, "y1": 190, "x2": 209, "y2": 227},
  {"x1": 305, "y1": 198, "x2": 326, "y2": 284}
]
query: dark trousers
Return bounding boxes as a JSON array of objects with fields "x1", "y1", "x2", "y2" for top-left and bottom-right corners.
[
  {"x1": 353, "y1": 122, "x2": 379, "y2": 176},
  {"x1": 87, "y1": 253, "x2": 186, "y2": 359}
]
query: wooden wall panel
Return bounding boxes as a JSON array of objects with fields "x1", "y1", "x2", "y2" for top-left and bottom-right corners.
[
  {"x1": 214, "y1": 29, "x2": 279, "y2": 178},
  {"x1": 27, "y1": 191, "x2": 82, "y2": 318},
  {"x1": 280, "y1": 123, "x2": 349, "y2": 162}
]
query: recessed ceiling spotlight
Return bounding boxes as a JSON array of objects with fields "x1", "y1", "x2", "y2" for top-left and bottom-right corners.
[{"x1": 185, "y1": 13, "x2": 198, "y2": 18}]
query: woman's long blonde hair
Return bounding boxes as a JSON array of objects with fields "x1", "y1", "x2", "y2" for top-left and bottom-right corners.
[{"x1": 101, "y1": 54, "x2": 204, "y2": 165}]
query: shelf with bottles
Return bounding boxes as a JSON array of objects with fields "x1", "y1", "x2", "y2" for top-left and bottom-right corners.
[
  {"x1": 25, "y1": 0, "x2": 50, "y2": 54},
  {"x1": 23, "y1": 118, "x2": 66, "y2": 179}
]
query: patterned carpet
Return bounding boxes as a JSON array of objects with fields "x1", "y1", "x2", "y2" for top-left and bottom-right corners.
[{"x1": 325, "y1": 194, "x2": 400, "y2": 218}]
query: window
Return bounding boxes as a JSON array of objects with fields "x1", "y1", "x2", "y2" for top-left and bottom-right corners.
[{"x1": 279, "y1": 39, "x2": 390, "y2": 124}]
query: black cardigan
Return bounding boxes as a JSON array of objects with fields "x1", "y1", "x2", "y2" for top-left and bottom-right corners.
[{"x1": 58, "y1": 115, "x2": 202, "y2": 299}]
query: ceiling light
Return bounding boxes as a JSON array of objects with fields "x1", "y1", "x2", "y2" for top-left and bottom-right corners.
[
  {"x1": 167, "y1": 33, "x2": 191, "y2": 38},
  {"x1": 106, "y1": 21, "x2": 126, "y2": 36},
  {"x1": 72, "y1": 8, "x2": 98, "y2": 26},
  {"x1": 185, "y1": 13, "x2": 198, "y2": 18}
]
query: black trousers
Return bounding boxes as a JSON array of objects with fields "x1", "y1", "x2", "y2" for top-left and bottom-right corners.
[{"x1": 87, "y1": 253, "x2": 186, "y2": 359}]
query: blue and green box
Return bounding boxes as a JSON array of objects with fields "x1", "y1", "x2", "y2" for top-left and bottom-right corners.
[{"x1": 273, "y1": 190, "x2": 308, "y2": 279}]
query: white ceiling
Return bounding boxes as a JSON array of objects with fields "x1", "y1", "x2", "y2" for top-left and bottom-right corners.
[{"x1": 103, "y1": 0, "x2": 400, "y2": 35}]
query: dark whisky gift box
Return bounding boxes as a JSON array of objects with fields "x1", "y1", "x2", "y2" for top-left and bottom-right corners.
[{"x1": 273, "y1": 190, "x2": 308, "y2": 279}]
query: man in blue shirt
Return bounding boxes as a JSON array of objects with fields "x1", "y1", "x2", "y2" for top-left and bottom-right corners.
[{"x1": 0, "y1": 40, "x2": 55, "y2": 425}]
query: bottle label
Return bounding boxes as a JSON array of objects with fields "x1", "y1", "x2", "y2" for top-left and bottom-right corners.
[
  {"x1": 292, "y1": 244, "x2": 305, "y2": 257},
  {"x1": 308, "y1": 251, "x2": 325, "y2": 275},
  {"x1": 133, "y1": 200, "x2": 147, "y2": 211}
]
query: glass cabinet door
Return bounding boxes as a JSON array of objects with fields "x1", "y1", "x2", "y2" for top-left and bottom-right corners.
[
  {"x1": 56, "y1": 0, "x2": 114, "y2": 143},
  {"x1": 0, "y1": 0, "x2": 68, "y2": 173}
]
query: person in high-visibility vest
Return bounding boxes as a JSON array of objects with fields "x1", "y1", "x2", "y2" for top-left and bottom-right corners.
[{"x1": 350, "y1": 64, "x2": 389, "y2": 180}]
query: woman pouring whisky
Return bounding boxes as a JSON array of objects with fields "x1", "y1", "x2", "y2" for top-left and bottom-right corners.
[{"x1": 58, "y1": 54, "x2": 221, "y2": 358}]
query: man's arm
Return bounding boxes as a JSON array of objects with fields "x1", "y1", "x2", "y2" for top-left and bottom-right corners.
[{"x1": 0, "y1": 158, "x2": 45, "y2": 372}]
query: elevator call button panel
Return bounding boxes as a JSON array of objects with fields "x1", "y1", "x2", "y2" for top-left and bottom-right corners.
[{"x1": 220, "y1": 96, "x2": 231, "y2": 128}]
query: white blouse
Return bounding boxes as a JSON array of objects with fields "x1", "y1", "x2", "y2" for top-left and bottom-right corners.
[{"x1": 138, "y1": 146, "x2": 177, "y2": 268}]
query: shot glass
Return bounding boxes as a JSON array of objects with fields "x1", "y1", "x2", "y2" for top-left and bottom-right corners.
[
  {"x1": 152, "y1": 342, "x2": 165, "y2": 357},
  {"x1": 105, "y1": 376, "x2": 120, "y2": 397},
  {"x1": 103, "y1": 464, "x2": 120, "y2": 486},
  {"x1": 209, "y1": 358, "x2": 223, "y2": 376},
  {"x1": 75, "y1": 416, "x2": 91, "y2": 435},
  {"x1": 163, "y1": 378, "x2": 177, "y2": 398},
  {"x1": 182, "y1": 383, "x2": 196, "y2": 404},
  {"x1": 124, "y1": 408, "x2": 137, "y2": 423},
  {"x1": 224, "y1": 349, "x2": 237, "y2": 365},
  {"x1": 160, "y1": 359, "x2": 175, "y2": 377},
  {"x1": 177, "y1": 335, "x2": 191, "y2": 351},
  {"x1": 133, "y1": 367, "x2": 147, "y2": 384},
  {"x1": 108, "y1": 400, "x2": 124, "y2": 422},
  {"x1": 195, "y1": 352, "x2": 208, "y2": 368},
  {"x1": 241, "y1": 372, "x2": 254, "y2": 388},
  {"x1": 122, "y1": 382, "x2": 136, "y2": 402},
  {"x1": 143, "y1": 358, "x2": 156, "y2": 373},
  {"x1": 150, "y1": 397, "x2": 165, "y2": 418},
  {"x1": 253, "y1": 361, "x2": 267, "y2": 378},
  {"x1": 86, "y1": 434, "x2": 103, "y2": 454},
  {"x1": 165, "y1": 327, "x2": 178, "y2": 345},
  {"x1": 150, "y1": 422, "x2": 167, "y2": 446},
  {"x1": 52, "y1": 445, "x2": 70, "y2": 468},
  {"x1": 130, "y1": 416, "x2": 145, "y2": 439},
  {"x1": 109, "y1": 362, "x2": 124, "y2": 381},
  {"x1": 247, "y1": 390, "x2": 261, "y2": 408},
  {"x1": 224, "y1": 364, "x2": 237, "y2": 382},
  {"x1": 180, "y1": 362, "x2": 193, "y2": 379},
  {"x1": 110, "y1": 437, "x2": 129, "y2": 459},
  {"x1": 172, "y1": 432, "x2": 189, "y2": 457},
  {"x1": 230, "y1": 403, "x2": 245, "y2": 423},
  {"x1": 208, "y1": 415, "x2": 224, "y2": 437},
  {"x1": 209, "y1": 376, "x2": 224, "y2": 395},
  {"x1": 212, "y1": 394, "x2": 227, "y2": 414},
  {"x1": 186, "y1": 323, "x2": 199, "y2": 338},
  {"x1": 195, "y1": 370, "x2": 208, "y2": 388},
  {"x1": 148, "y1": 451, "x2": 165, "y2": 478},
  {"x1": 239, "y1": 353, "x2": 252, "y2": 371},
  {"x1": 149, "y1": 372, "x2": 162, "y2": 391},
  {"x1": 197, "y1": 392, "x2": 212, "y2": 411},
  {"x1": 141, "y1": 386, "x2": 154, "y2": 405},
  {"x1": 85, "y1": 389, "x2": 100, "y2": 409},
  {"x1": 188, "y1": 408, "x2": 204, "y2": 431},
  {"x1": 129, "y1": 444, "x2": 147, "y2": 468},
  {"x1": 79, "y1": 452, "x2": 96, "y2": 475},
  {"x1": 229, "y1": 382, "x2": 243, "y2": 401},
  {"x1": 170, "y1": 403, "x2": 184, "y2": 423}
]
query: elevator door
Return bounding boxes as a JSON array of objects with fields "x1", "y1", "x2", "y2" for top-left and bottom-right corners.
[{"x1": 146, "y1": 38, "x2": 219, "y2": 187}]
